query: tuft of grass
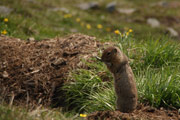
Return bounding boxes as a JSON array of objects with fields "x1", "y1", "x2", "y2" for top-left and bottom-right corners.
[
  {"x1": 62, "y1": 69, "x2": 111, "y2": 113},
  {"x1": 62, "y1": 59, "x2": 113, "y2": 113},
  {"x1": 136, "y1": 66, "x2": 180, "y2": 108},
  {"x1": 142, "y1": 37, "x2": 180, "y2": 68},
  {"x1": 84, "y1": 85, "x2": 116, "y2": 112}
]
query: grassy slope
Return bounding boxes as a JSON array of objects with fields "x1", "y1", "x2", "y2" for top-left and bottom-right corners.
[
  {"x1": 1, "y1": 0, "x2": 180, "y2": 40},
  {"x1": 0, "y1": 0, "x2": 180, "y2": 119}
]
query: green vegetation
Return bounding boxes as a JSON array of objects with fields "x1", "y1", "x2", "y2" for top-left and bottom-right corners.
[
  {"x1": 1, "y1": 0, "x2": 180, "y2": 40},
  {"x1": 0, "y1": 105, "x2": 84, "y2": 120},
  {"x1": 0, "y1": 0, "x2": 180, "y2": 119},
  {"x1": 62, "y1": 60, "x2": 115, "y2": 113}
]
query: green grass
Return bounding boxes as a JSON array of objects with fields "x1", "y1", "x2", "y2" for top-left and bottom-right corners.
[
  {"x1": 0, "y1": 105, "x2": 33, "y2": 120},
  {"x1": 1, "y1": 0, "x2": 180, "y2": 40},
  {"x1": 62, "y1": 59, "x2": 113, "y2": 113},
  {"x1": 142, "y1": 37, "x2": 180, "y2": 68},
  {"x1": 0, "y1": 105, "x2": 84, "y2": 120},
  {"x1": 137, "y1": 66, "x2": 180, "y2": 108}
]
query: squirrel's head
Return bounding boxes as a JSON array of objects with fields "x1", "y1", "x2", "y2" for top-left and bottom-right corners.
[{"x1": 101, "y1": 46, "x2": 119, "y2": 67}]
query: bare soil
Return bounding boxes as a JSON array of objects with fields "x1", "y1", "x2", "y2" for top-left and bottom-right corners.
[
  {"x1": 88, "y1": 104, "x2": 180, "y2": 120},
  {"x1": 0, "y1": 34, "x2": 101, "y2": 108}
]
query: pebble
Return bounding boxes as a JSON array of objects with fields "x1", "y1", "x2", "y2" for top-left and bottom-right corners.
[
  {"x1": 0, "y1": 6, "x2": 13, "y2": 15},
  {"x1": 27, "y1": 37, "x2": 35, "y2": 42},
  {"x1": 166, "y1": 27, "x2": 178, "y2": 37},
  {"x1": 70, "y1": 28, "x2": 78, "y2": 33},
  {"x1": 117, "y1": 8, "x2": 136, "y2": 15},
  {"x1": 106, "y1": 2, "x2": 116, "y2": 12},
  {"x1": 49, "y1": 7, "x2": 69, "y2": 13},
  {"x1": 151, "y1": 1, "x2": 169, "y2": 7},
  {"x1": 26, "y1": 0, "x2": 37, "y2": 3},
  {"x1": 147, "y1": 18, "x2": 160, "y2": 28},
  {"x1": 77, "y1": 2, "x2": 99, "y2": 10}
]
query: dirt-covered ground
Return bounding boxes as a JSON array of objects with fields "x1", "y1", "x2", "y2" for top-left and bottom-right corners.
[
  {"x1": 0, "y1": 34, "x2": 101, "y2": 108},
  {"x1": 88, "y1": 104, "x2": 180, "y2": 120},
  {"x1": 0, "y1": 34, "x2": 179, "y2": 119}
]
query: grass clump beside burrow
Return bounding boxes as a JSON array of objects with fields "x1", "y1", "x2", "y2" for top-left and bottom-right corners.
[
  {"x1": 62, "y1": 36, "x2": 180, "y2": 113},
  {"x1": 62, "y1": 59, "x2": 114, "y2": 113}
]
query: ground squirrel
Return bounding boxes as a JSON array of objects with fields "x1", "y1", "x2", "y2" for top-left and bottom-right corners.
[{"x1": 101, "y1": 46, "x2": 138, "y2": 113}]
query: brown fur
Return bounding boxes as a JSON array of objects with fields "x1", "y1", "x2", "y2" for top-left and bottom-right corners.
[{"x1": 101, "y1": 46, "x2": 138, "y2": 113}]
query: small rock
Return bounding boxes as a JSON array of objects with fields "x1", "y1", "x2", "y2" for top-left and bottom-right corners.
[
  {"x1": 70, "y1": 28, "x2": 78, "y2": 33},
  {"x1": 166, "y1": 27, "x2": 178, "y2": 37},
  {"x1": 27, "y1": 37, "x2": 35, "y2": 42},
  {"x1": 147, "y1": 18, "x2": 160, "y2": 28},
  {"x1": 50, "y1": 7, "x2": 69, "y2": 13},
  {"x1": 117, "y1": 8, "x2": 136, "y2": 15},
  {"x1": 158, "y1": 1, "x2": 169, "y2": 7},
  {"x1": 89, "y1": 2, "x2": 99, "y2": 9},
  {"x1": 0, "y1": 6, "x2": 13, "y2": 15},
  {"x1": 106, "y1": 2, "x2": 116, "y2": 12},
  {"x1": 26, "y1": 0, "x2": 36, "y2": 3},
  {"x1": 151, "y1": 1, "x2": 169, "y2": 7},
  {"x1": 77, "y1": 2, "x2": 99, "y2": 10},
  {"x1": 2, "y1": 71, "x2": 9, "y2": 78}
]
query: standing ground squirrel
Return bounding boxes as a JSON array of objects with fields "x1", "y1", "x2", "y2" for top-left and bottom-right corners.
[{"x1": 101, "y1": 46, "x2": 138, "y2": 113}]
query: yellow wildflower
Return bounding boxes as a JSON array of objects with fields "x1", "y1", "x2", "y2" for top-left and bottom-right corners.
[
  {"x1": 80, "y1": 114, "x2": 87, "y2": 117},
  {"x1": 1, "y1": 30, "x2": 7, "y2": 35},
  {"x1": 129, "y1": 29, "x2": 133, "y2": 32},
  {"x1": 114, "y1": 30, "x2": 120, "y2": 35},
  {"x1": 76, "y1": 18, "x2": 81, "y2": 22},
  {"x1": 86, "y1": 24, "x2": 91, "y2": 29},
  {"x1": 97, "y1": 24, "x2": 103, "y2": 29},
  {"x1": 80, "y1": 22, "x2": 84, "y2": 26},
  {"x1": 126, "y1": 32, "x2": 129, "y2": 36},
  {"x1": 4, "y1": 18, "x2": 8, "y2": 22},
  {"x1": 63, "y1": 14, "x2": 72, "y2": 18}
]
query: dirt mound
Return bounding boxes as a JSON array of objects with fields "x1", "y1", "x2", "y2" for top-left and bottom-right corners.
[
  {"x1": 0, "y1": 34, "x2": 101, "y2": 108},
  {"x1": 87, "y1": 105, "x2": 180, "y2": 120}
]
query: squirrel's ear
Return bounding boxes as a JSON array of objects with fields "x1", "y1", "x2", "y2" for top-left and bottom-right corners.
[{"x1": 112, "y1": 48, "x2": 117, "y2": 53}]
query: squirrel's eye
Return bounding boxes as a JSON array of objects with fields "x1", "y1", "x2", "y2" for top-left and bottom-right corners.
[{"x1": 107, "y1": 52, "x2": 111, "y2": 56}]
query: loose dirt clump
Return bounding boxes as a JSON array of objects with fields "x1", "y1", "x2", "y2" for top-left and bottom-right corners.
[
  {"x1": 87, "y1": 104, "x2": 180, "y2": 120},
  {"x1": 0, "y1": 34, "x2": 101, "y2": 108}
]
